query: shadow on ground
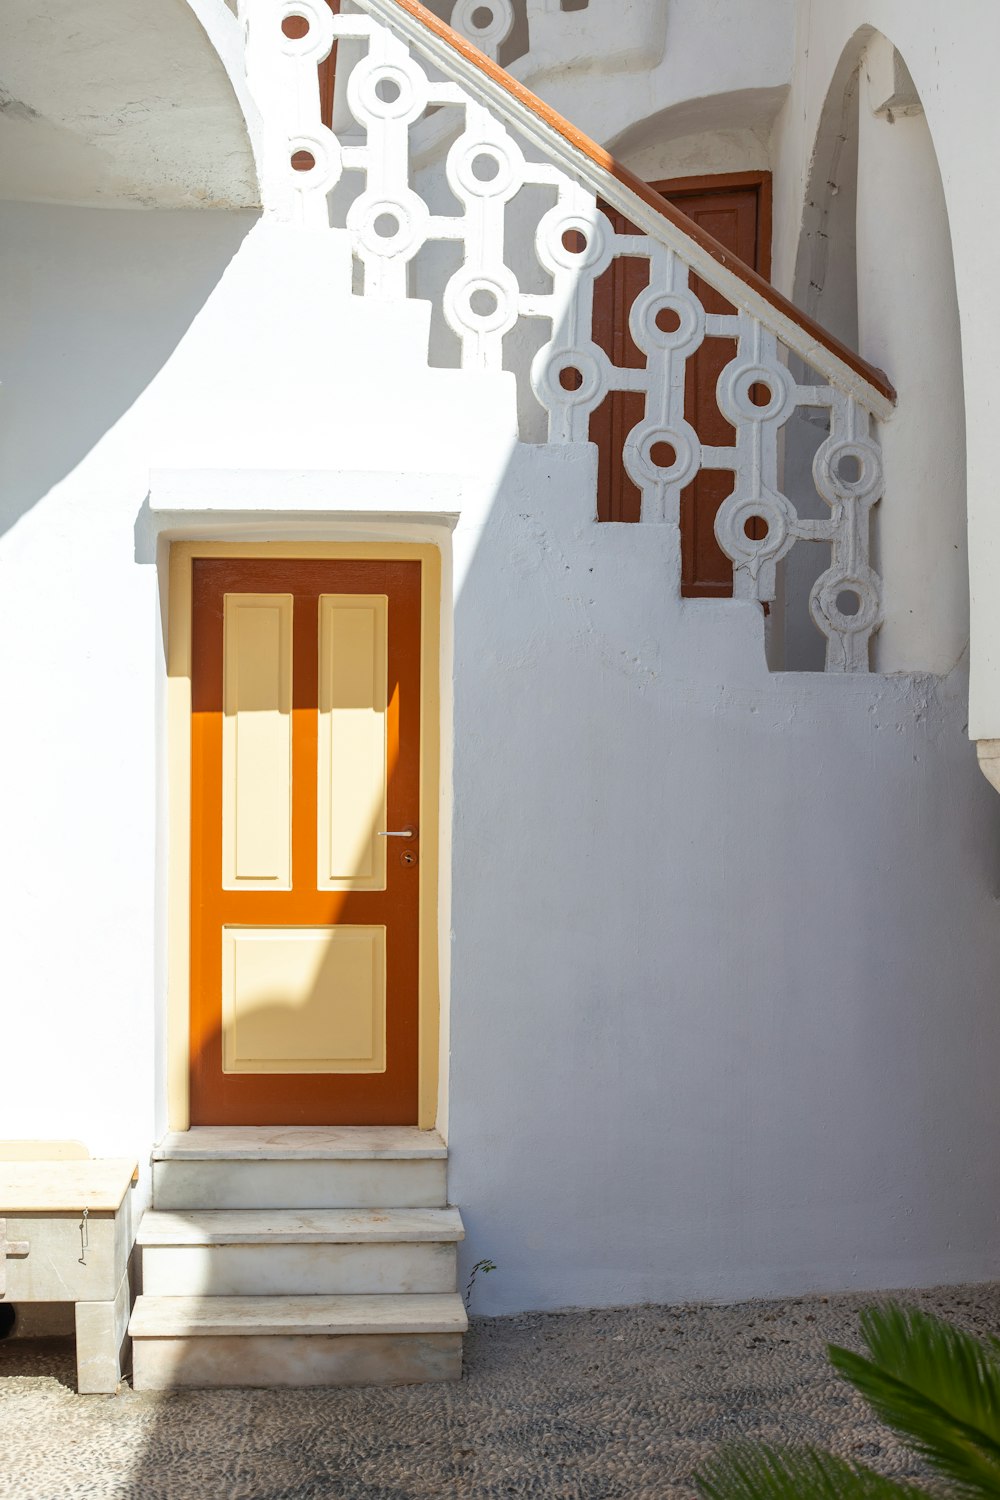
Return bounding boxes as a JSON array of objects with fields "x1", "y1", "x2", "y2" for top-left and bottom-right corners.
[{"x1": 4, "y1": 1284, "x2": 998, "y2": 1499}]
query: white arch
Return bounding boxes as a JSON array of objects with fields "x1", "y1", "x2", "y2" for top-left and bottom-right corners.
[{"x1": 788, "y1": 24, "x2": 967, "y2": 675}]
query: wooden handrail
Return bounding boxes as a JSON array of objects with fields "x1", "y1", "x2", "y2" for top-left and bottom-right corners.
[{"x1": 355, "y1": 0, "x2": 896, "y2": 416}]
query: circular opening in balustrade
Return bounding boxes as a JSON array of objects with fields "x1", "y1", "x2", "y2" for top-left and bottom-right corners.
[
  {"x1": 471, "y1": 5, "x2": 495, "y2": 28},
  {"x1": 559, "y1": 366, "x2": 584, "y2": 392},
  {"x1": 837, "y1": 452, "x2": 862, "y2": 483},
  {"x1": 471, "y1": 153, "x2": 501, "y2": 182},
  {"x1": 743, "y1": 515, "x2": 769, "y2": 540},
  {"x1": 749, "y1": 381, "x2": 772, "y2": 408},
  {"x1": 373, "y1": 211, "x2": 400, "y2": 239},
  {"x1": 655, "y1": 306, "x2": 682, "y2": 334},
  {"x1": 0, "y1": 1305, "x2": 15, "y2": 1341},
  {"x1": 650, "y1": 441, "x2": 677, "y2": 470},
  {"x1": 375, "y1": 77, "x2": 402, "y2": 104},
  {"x1": 281, "y1": 14, "x2": 310, "y2": 37},
  {"x1": 562, "y1": 228, "x2": 588, "y2": 255},
  {"x1": 836, "y1": 589, "x2": 862, "y2": 617},
  {"x1": 470, "y1": 288, "x2": 499, "y2": 316},
  {"x1": 291, "y1": 149, "x2": 316, "y2": 172}
]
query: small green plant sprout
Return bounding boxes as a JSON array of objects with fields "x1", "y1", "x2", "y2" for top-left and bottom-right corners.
[
  {"x1": 695, "y1": 1301, "x2": 1000, "y2": 1499},
  {"x1": 464, "y1": 1258, "x2": 497, "y2": 1310}
]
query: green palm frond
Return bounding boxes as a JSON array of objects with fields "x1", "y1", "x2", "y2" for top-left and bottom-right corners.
[
  {"x1": 858, "y1": 1303, "x2": 1000, "y2": 1445},
  {"x1": 695, "y1": 1443, "x2": 929, "y2": 1500},
  {"x1": 828, "y1": 1303, "x2": 1000, "y2": 1497}
]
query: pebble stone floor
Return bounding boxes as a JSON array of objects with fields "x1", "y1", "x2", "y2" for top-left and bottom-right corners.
[{"x1": 1, "y1": 1283, "x2": 998, "y2": 1500}]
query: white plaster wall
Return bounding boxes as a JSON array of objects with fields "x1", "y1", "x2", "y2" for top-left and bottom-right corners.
[
  {"x1": 517, "y1": 0, "x2": 792, "y2": 161},
  {"x1": 517, "y1": 0, "x2": 668, "y2": 85},
  {"x1": 1, "y1": 0, "x2": 999, "y2": 1320},
  {"x1": 0, "y1": 205, "x2": 258, "y2": 1186},
  {"x1": 0, "y1": 202, "x2": 516, "y2": 1199},
  {"x1": 449, "y1": 447, "x2": 1000, "y2": 1313},
  {"x1": 623, "y1": 127, "x2": 771, "y2": 186}
]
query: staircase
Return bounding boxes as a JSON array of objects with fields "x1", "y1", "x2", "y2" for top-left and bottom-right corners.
[
  {"x1": 128, "y1": 1128, "x2": 467, "y2": 1390},
  {"x1": 236, "y1": 0, "x2": 892, "y2": 672}
]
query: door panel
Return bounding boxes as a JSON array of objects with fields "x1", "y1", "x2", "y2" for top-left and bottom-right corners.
[
  {"x1": 221, "y1": 925, "x2": 386, "y2": 1075},
  {"x1": 317, "y1": 594, "x2": 389, "y2": 892},
  {"x1": 222, "y1": 593, "x2": 293, "y2": 891},
  {"x1": 190, "y1": 558, "x2": 421, "y2": 1125}
]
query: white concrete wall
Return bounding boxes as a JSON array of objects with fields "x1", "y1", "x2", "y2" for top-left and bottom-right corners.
[{"x1": 2, "y1": 0, "x2": 999, "y2": 1318}]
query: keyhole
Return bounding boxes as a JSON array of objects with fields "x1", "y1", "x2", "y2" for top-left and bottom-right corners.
[{"x1": 401, "y1": 850, "x2": 417, "y2": 867}]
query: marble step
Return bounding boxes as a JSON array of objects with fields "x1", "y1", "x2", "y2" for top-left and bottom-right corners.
[
  {"x1": 152, "y1": 1128, "x2": 448, "y2": 1210},
  {"x1": 129, "y1": 1293, "x2": 467, "y2": 1390},
  {"x1": 137, "y1": 1207, "x2": 464, "y2": 1296}
]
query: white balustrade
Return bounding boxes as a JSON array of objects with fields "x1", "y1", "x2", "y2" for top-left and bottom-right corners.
[{"x1": 240, "y1": 0, "x2": 889, "y2": 671}]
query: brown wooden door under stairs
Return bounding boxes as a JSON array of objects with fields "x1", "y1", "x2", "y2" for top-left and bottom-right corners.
[{"x1": 590, "y1": 172, "x2": 772, "y2": 597}]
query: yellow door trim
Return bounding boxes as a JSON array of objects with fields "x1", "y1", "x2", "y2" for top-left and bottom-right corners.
[{"x1": 166, "y1": 541, "x2": 443, "y2": 1131}]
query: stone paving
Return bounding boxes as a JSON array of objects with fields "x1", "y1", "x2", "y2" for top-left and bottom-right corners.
[{"x1": 2, "y1": 1283, "x2": 998, "y2": 1500}]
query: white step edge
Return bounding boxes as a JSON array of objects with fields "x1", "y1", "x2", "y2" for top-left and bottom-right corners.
[
  {"x1": 129, "y1": 1293, "x2": 468, "y2": 1339},
  {"x1": 137, "y1": 1207, "x2": 464, "y2": 1246},
  {"x1": 153, "y1": 1127, "x2": 447, "y2": 1162},
  {"x1": 151, "y1": 1158, "x2": 448, "y2": 1211}
]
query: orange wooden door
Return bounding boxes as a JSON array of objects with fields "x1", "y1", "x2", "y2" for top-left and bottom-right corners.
[
  {"x1": 591, "y1": 173, "x2": 771, "y2": 596},
  {"x1": 190, "y1": 558, "x2": 422, "y2": 1125}
]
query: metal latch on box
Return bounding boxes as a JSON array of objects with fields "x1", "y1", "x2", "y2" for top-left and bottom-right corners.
[{"x1": 0, "y1": 1218, "x2": 29, "y2": 1298}]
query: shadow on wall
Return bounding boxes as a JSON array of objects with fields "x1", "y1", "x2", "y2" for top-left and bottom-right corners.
[{"x1": 0, "y1": 202, "x2": 259, "y2": 537}]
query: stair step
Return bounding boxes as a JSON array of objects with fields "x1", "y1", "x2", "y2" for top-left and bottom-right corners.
[
  {"x1": 153, "y1": 1127, "x2": 447, "y2": 1160},
  {"x1": 136, "y1": 1208, "x2": 464, "y2": 1295},
  {"x1": 129, "y1": 1293, "x2": 467, "y2": 1389},
  {"x1": 131, "y1": 1292, "x2": 467, "y2": 1337},
  {"x1": 137, "y1": 1206, "x2": 464, "y2": 1245},
  {"x1": 152, "y1": 1135, "x2": 447, "y2": 1211}
]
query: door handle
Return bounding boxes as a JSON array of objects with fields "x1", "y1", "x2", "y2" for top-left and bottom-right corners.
[{"x1": 377, "y1": 828, "x2": 416, "y2": 839}]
